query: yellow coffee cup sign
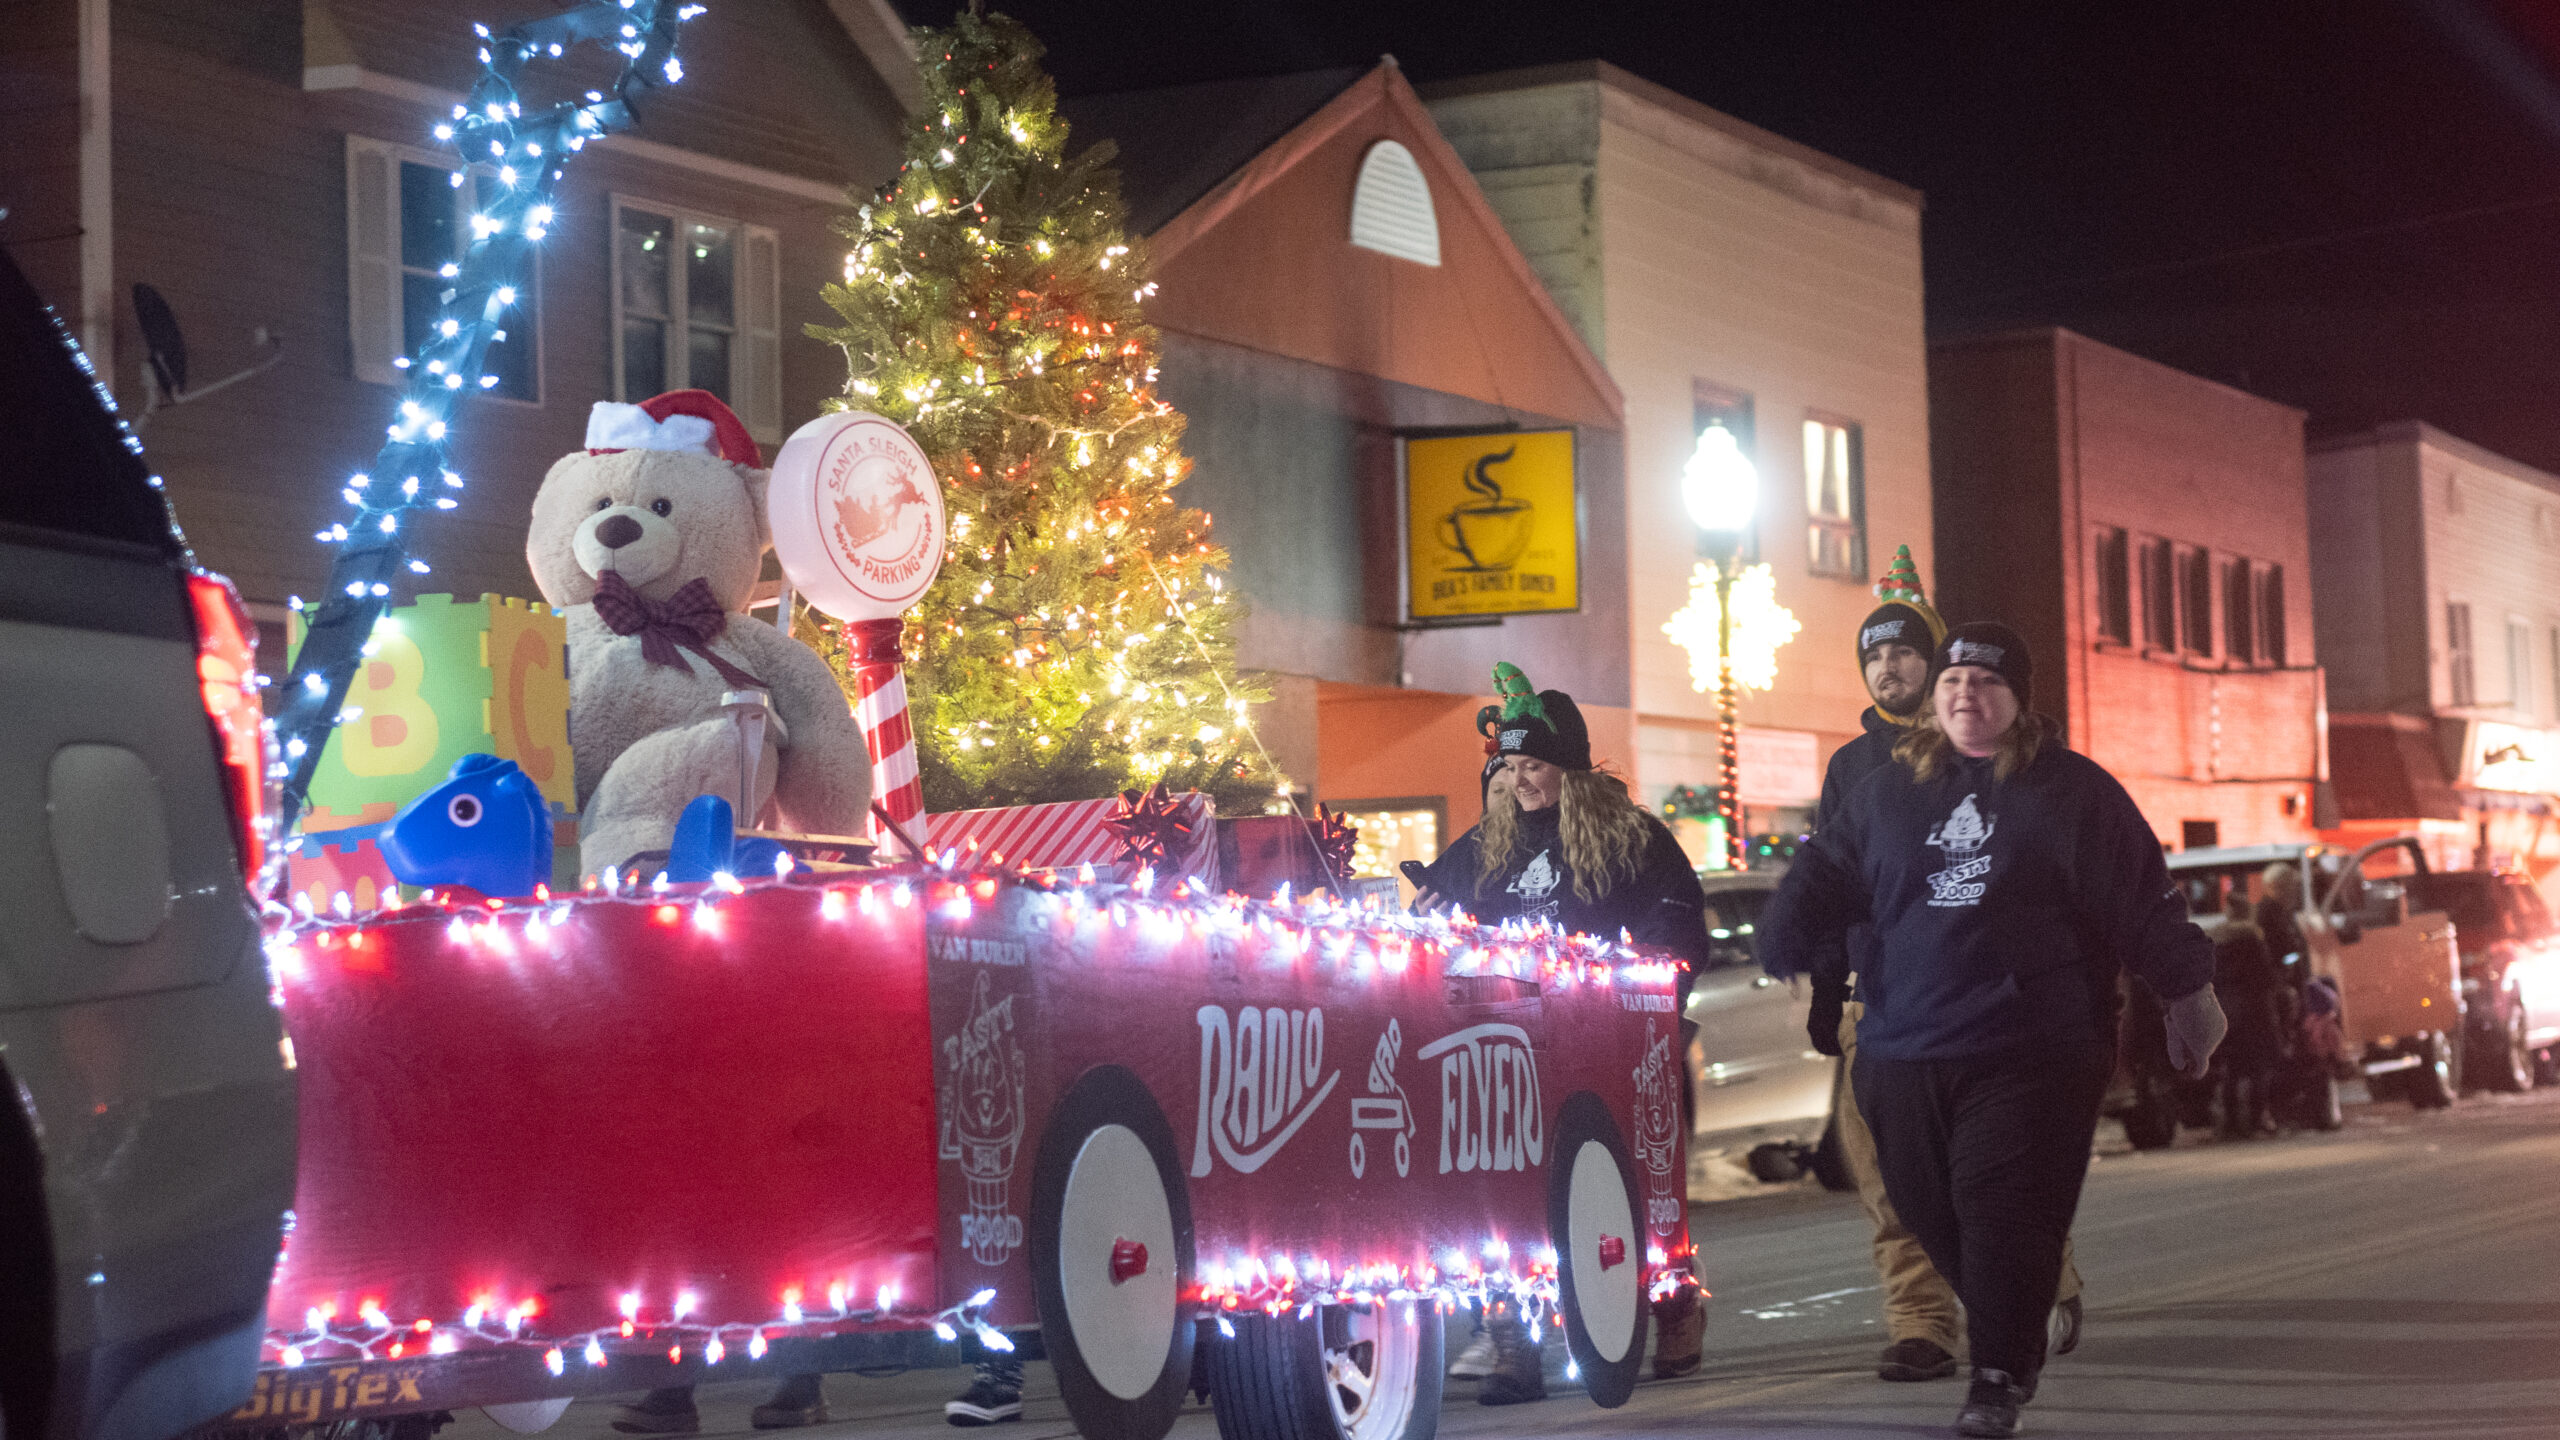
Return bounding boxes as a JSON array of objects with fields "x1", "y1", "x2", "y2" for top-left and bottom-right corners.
[{"x1": 1404, "y1": 429, "x2": 1579, "y2": 620}]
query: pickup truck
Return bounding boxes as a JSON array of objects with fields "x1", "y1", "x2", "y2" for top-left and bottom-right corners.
[{"x1": 2165, "y1": 838, "x2": 2465, "y2": 1111}]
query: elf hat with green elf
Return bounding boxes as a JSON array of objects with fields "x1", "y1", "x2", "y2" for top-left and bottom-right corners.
[
  {"x1": 1857, "y1": 545, "x2": 1947, "y2": 668},
  {"x1": 1475, "y1": 661, "x2": 1593, "y2": 771}
]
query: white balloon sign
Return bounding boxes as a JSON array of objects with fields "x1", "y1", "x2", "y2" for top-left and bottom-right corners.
[{"x1": 768, "y1": 411, "x2": 947, "y2": 621}]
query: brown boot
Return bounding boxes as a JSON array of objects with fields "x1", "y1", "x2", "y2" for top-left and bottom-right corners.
[{"x1": 1652, "y1": 1287, "x2": 1704, "y2": 1378}]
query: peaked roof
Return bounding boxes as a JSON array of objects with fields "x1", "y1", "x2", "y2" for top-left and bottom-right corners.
[
  {"x1": 1063, "y1": 62, "x2": 1623, "y2": 432},
  {"x1": 1061, "y1": 69, "x2": 1361, "y2": 236}
]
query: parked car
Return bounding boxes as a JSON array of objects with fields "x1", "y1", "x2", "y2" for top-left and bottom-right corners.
[
  {"x1": 2397, "y1": 868, "x2": 2560, "y2": 1092},
  {"x1": 0, "y1": 244, "x2": 296, "y2": 1440},
  {"x1": 2164, "y1": 838, "x2": 2464, "y2": 1111},
  {"x1": 1683, "y1": 870, "x2": 1851, "y2": 1188}
]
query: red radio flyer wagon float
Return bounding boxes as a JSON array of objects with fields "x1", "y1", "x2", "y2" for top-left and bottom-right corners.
[
  {"x1": 225, "y1": 13, "x2": 1698, "y2": 1436},
  {"x1": 236, "y1": 407, "x2": 1700, "y2": 1440},
  {"x1": 235, "y1": 849, "x2": 1697, "y2": 1440}
]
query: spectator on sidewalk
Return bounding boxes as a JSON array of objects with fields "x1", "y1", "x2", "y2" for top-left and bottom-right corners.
[
  {"x1": 2213, "y1": 891, "x2": 2287, "y2": 1138},
  {"x1": 1763, "y1": 622, "x2": 2225, "y2": 1439}
]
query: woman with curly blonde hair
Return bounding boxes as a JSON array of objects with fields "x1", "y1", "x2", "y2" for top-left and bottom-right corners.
[
  {"x1": 1762, "y1": 622, "x2": 2226, "y2": 1438},
  {"x1": 1409, "y1": 666, "x2": 1713, "y2": 1400},
  {"x1": 1412, "y1": 672, "x2": 1708, "y2": 951}
]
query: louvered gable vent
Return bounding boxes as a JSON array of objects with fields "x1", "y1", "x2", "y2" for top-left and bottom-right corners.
[{"x1": 1348, "y1": 140, "x2": 1441, "y2": 267}]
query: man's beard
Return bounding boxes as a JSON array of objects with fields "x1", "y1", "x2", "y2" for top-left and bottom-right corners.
[{"x1": 1873, "y1": 683, "x2": 1923, "y2": 717}]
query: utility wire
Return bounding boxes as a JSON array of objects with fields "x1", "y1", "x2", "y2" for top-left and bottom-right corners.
[{"x1": 1965, "y1": 189, "x2": 2560, "y2": 308}]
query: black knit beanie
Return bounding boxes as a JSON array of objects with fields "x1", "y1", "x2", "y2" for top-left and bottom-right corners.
[
  {"x1": 1932, "y1": 621, "x2": 2033, "y2": 711},
  {"x1": 1857, "y1": 601, "x2": 1940, "y2": 665},
  {"x1": 1487, "y1": 690, "x2": 1593, "y2": 771}
]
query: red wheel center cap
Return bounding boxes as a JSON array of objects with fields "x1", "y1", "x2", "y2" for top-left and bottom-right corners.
[
  {"x1": 1110, "y1": 1238, "x2": 1149, "y2": 1284},
  {"x1": 1597, "y1": 1235, "x2": 1627, "y2": 1271}
]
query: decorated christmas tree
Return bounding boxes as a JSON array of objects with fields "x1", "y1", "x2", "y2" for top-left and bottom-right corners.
[{"x1": 804, "y1": 9, "x2": 1270, "y2": 813}]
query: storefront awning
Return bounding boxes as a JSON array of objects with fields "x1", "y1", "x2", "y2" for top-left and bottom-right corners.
[{"x1": 2327, "y1": 712, "x2": 2463, "y2": 822}]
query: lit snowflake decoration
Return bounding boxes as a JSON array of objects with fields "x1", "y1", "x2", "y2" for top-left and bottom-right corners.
[{"x1": 1662, "y1": 561, "x2": 1801, "y2": 693}]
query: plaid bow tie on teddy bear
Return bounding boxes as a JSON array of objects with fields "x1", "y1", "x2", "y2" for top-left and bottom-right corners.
[{"x1": 590, "y1": 570, "x2": 768, "y2": 691}]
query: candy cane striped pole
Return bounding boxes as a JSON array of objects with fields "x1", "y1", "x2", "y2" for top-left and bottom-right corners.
[{"x1": 844, "y1": 618, "x2": 924, "y2": 847}]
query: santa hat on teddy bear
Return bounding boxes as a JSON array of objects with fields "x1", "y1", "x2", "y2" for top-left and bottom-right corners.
[{"x1": 584, "y1": 388, "x2": 761, "y2": 468}]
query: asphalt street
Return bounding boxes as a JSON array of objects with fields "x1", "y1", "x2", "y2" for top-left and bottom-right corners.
[{"x1": 445, "y1": 1086, "x2": 2560, "y2": 1440}]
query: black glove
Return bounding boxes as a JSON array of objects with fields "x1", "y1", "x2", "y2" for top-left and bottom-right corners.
[{"x1": 1806, "y1": 976, "x2": 1848, "y2": 1057}]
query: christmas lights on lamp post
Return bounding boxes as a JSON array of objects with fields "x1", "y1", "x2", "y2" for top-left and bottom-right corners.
[{"x1": 1663, "y1": 421, "x2": 1798, "y2": 870}]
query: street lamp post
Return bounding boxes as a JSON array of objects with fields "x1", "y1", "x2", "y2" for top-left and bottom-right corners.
[{"x1": 1683, "y1": 421, "x2": 1758, "y2": 871}]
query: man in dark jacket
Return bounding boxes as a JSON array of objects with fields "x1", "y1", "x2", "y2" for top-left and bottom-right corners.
[
  {"x1": 1765, "y1": 623, "x2": 2224, "y2": 1438},
  {"x1": 1811, "y1": 551, "x2": 1963, "y2": 1382}
]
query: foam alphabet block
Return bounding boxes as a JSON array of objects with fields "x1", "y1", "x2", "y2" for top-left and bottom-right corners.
[
  {"x1": 284, "y1": 831, "x2": 402, "y2": 918},
  {"x1": 292, "y1": 596, "x2": 576, "y2": 869}
]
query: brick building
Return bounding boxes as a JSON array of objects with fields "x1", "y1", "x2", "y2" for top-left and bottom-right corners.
[
  {"x1": 1930, "y1": 328, "x2": 2324, "y2": 849},
  {"x1": 2310, "y1": 422, "x2": 2560, "y2": 873},
  {"x1": 2, "y1": 0, "x2": 916, "y2": 645}
]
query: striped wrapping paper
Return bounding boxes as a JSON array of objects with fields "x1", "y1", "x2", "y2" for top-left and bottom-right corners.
[{"x1": 926, "y1": 790, "x2": 1219, "y2": 884}]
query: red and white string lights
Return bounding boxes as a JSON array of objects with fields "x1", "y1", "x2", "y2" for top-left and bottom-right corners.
[{"x1": 260, "y1": 855, "x2": 1688, "y2": 1372}]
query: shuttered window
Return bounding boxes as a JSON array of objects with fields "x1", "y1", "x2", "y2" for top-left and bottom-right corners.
[
  {"x1": 2093, "y1": 526, "x2": 2132, "y2": 645},
  {"x1": 345, "y1": 135, "x2": 540, "y2": 401},
  {"x1": 2258, "y1": 564, "x2": 2287, "y2": 666},
  {"x1": 2222, "y1": 556, "x2": 2255, "y2": 664},
  {"x1": 2448, "y1": 601, "x2": 2476, "y2": 708},
  {"x1": 611, "y1": 196, "x2": 781, "y2": 444},
  {"x1": 1348, "y1": 140, "x2": 1441, "y2": 267}
]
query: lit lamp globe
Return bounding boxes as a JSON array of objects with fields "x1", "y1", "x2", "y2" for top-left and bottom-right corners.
[{"x1": 1682, "y1": 421, "x2": 1758, "y2": 540}]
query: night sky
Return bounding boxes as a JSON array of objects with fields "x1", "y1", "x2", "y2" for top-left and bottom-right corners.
[{"x1": 894, "y1": 0, "x2": 2560, "y2": 473}]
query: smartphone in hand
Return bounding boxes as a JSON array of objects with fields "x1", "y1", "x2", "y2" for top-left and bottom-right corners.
[{"x1": 1400, "y1": 860, "x2": 1431, "y2": 888}]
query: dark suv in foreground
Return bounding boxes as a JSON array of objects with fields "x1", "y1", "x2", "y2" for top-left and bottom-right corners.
[
  {"x1": 0, "y1": 246, "x2": 295, "y2": 1440},
  {"x1": 2401, "y1": 869, "x2": 2560, "y2": 1093}
]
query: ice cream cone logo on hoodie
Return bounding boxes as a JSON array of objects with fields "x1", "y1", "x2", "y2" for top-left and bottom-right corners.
[{"x1": 1923, "y1": 794, "x2": 1997, "y2": 908}]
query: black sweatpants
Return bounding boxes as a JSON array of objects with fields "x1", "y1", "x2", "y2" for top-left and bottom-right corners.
[{"x1": 1852, "y1": 1042, "x2": 2113, "y2": 1379}]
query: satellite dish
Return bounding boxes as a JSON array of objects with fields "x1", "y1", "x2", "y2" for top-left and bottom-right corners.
[
  {"x1": 127, "y1": 281, "x2": 283, "y2": 431},
  {"x1": 132, "y1": 283, "x2": 187, "y2": 397}
]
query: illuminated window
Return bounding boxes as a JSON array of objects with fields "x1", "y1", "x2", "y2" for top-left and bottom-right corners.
[
  {"x1": 1334, "y1": 800, "x2": 1443, "y2": 906},
  {"x1": 2511, "y1": 617, "x2": 2533, "y2": 713},
  {"x1": 346, "y1": 135, "x2": 540, "y2": 401},
  {"x1": 1694, "y1": 380, "x2": 1757, "y2": 562},
  {"x1": 1802, "y1": 416, "x2": 1863, "y2": 579},
  {"x1": 611, "y1": 198, "x2": 783, "y2": 442}
]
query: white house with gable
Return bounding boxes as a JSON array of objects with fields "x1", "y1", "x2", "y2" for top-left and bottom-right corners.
[{"x1": 1426, "y1": 62, "x2": 1931, "y2": 850}]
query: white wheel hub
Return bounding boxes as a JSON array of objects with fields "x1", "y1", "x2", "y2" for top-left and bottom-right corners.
[
  {"x1": 1058, "y1": 1122, "x2": 1178, "y2": 1400},
  {"x1": 1322, "y1": 1299, "x2": 1423, "y2": 1439},
  {"x1": 1567, "y1": 1137, "x2": 1639, "y2": 1364}
]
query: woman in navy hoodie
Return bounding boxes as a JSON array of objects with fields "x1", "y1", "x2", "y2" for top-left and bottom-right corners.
[{"x1": 1762, "y1": 623, "x2": 2227, "y2": 1439}]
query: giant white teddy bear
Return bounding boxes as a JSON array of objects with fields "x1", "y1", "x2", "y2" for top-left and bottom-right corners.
[{"x1": 527, "y1": 390, "x2": 872, "y2": 874}]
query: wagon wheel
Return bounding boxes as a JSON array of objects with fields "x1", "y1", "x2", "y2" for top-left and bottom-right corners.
[
  {"x1": 1028, "y1": 1065, "x2": 1196, "y2": 1440},
  {"x1": 1207, "y1": 1295, "x2": 1442, "y2": 1440},
  {"x1": 1548, "y1": 1090, "x2": 1646, "y2": 1409}
]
